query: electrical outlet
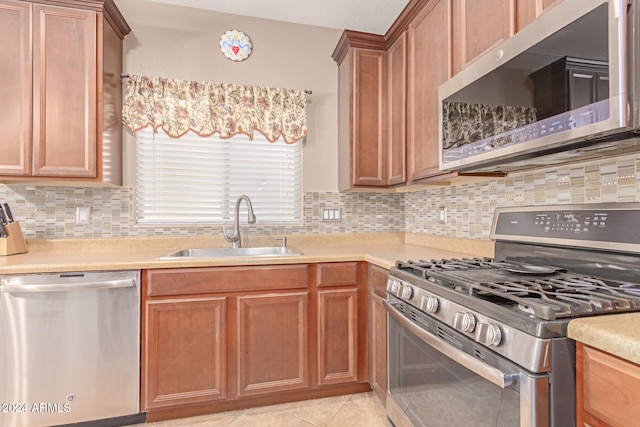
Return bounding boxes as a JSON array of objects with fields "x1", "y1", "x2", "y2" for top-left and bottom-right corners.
[
  {"x1": 321, "y1": 208, "x2": 341, "y2": 222},
  {"x1": 76, "y1": 207, "x2": 91, "y2": 225},
  {"x1": 439, "y1": 206, "x2": 447, "y2": 224}
]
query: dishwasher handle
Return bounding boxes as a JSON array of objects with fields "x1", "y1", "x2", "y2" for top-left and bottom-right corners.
[{"x1": 0, "y1": 278, "x2": 137, "y2": 293}]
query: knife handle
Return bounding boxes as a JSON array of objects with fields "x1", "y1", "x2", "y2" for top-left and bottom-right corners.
[{"x1": 2, "y1": 202, "x2": 13, "y2": 222}]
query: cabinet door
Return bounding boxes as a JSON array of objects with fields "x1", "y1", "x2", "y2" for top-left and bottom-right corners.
[
  {"x1": 451, "y1": 0, "x2": 515, "y2": 75},
  {"x1": 0, "y1": 0, "x2": 31, "y2": 175},
  {"x1": 145, "y1": 297, "x2": 227, "y2": 410},
  {"x1": 236, "y1": 292, "x2": 309, "y2": 397},
  {"x1": 516, "y1": 0, "x2": 565, "y2": 31},
  {"x1": 317, "y1": 288, "x2": 358, "y2": 385},
  {"x1": 407, "y1": 0, "x2": 449, "y2": 181},
  {"x1": 368, "y1": 291, "x2": 387, "y2": 402},
  {"x1": 367, "y1": 264, "x2": 388, "y2": 402},
  {"x1": 568, "y1": 68, "x2": 609, "y2": 110},
  {"x1": 32, "y1": 4, "x2": 97, "y2": 177},
  {"x1": 577, "y1": 343, "x2": 640, "y2": 427},
  {"x1": 352, "y1": 48, "x2": 387, "y2": 187},
  {"x1": 387, "y1": 33, "x2": 407, "y2": 186}
]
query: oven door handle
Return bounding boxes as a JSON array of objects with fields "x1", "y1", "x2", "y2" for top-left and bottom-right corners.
[{"x1": 383, "y1": 299, "x2": 519, "y2": 389}]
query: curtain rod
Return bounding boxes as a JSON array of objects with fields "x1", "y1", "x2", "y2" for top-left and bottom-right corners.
[{"x1": 120, "y1": 73, "x2": 312, "y2": 95}]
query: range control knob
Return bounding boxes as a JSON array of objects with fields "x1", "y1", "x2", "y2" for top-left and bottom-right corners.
[
  {"x1": 453, "y1": 312, "x2": 476, "y2": 333},
  {"x1": 420, "y1": 295, "x2": 439, "y2": 313},
  {"x1": 399, "y1": 285, "x2": 414, "y2": 300},
  {"x1": 386, "y1": 278, "x2": 401, "y2": 296},
  {"x1": 476, "y1": 322, "x2": 502, "y2": 346}
]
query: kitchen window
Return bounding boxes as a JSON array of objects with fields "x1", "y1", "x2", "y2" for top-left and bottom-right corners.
[{"x1": 135, "y1": 128, "x2": 302, "y2": 224}]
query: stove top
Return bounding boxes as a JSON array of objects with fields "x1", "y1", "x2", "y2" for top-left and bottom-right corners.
[
  {"x1": 387, "y1": 204, "x2": 640, "y2": 372},
  {"x1": 395, "y1": 258, "x2": 640, "y2": 321},
  {"x1": 388, "y1": 204, "x2": 640, "y2": 342}
]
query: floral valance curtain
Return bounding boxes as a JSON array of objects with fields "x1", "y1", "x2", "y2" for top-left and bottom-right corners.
[{"x1": 122, "y1": 75, "x2": 307, "y2": 143}]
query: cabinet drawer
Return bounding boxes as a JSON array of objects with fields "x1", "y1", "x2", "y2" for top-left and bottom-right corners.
[
  {"x1": 317, "y1": 262, "x2": 358, "y2": 287},
  {"x1": 146, "y1": 265, "x2": 309, "y2": 296},
  {"x1": 368, "y1": 264, "x2": 388, "y2": 297}
]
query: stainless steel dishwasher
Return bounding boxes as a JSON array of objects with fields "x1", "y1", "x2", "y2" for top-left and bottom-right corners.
[{"x1": 0, "y1": 270, "x2": 143, "y2": 427}]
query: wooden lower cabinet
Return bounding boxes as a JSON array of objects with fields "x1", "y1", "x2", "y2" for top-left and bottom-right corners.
[
  {"x1": 237, "y1": 292, "x2": 309, "y2": 396},
  {"x1": 317, "y1": 288, "x2": 358, "y2": 385},
  {"x1": 577, "y1": 343, "x2": 640, "y2": 427},
  {"x1": 145, "y1": 297, "x2": 227, "y2": 409},
  {"x1": 368, "y1": 292, "x2": 387, "y2": 402},
  {"x1": 142, "y1": 262, "x2": 371, "y2": 421},
  {"x1": 367, "y1": 264, "x2": 388, "y2": 403}
]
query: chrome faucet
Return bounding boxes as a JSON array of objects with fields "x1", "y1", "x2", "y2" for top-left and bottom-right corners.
[{"x1": 223, "y1": 195, "x2": 256, "y2": 248}]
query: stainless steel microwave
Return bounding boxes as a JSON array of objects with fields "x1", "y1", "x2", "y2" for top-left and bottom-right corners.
[{"x1": 439, "y1": 0, "x2": 640, "y2": 173}]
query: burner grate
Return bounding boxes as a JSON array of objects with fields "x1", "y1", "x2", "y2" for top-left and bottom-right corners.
[
  {"x1": 398, "y1": 257, "x2": 640, "y2": 321},
  {"x1": 469, "y1": 275, "x2": 640, "y2": 320}
]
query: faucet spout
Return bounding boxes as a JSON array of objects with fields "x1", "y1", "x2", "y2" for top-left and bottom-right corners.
[{"x1": 223, "y1": 195, "x2": 256, "y2": 248}]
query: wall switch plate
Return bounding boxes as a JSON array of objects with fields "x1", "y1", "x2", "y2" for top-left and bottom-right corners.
[
  {"x1": 76, "y1": 207, "x2": 92, "y2": 225},
  {"x1": 321, "y1": 208, "x2": 341, "y2": 222},
  {"x1": 439, "y1": 206, "x2": 447, "y2": 224}
]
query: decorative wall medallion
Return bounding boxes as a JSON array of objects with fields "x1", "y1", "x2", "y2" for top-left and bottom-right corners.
[{"x1": 220, "y1": 30, "x2": 252, "y2": 61}]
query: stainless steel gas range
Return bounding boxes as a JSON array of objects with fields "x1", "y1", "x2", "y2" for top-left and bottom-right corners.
[{"x1": 385, "y1": 203, "x2": 640, "y2": 427}]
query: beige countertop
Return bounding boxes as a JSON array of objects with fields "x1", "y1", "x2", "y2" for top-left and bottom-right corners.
[
  {"x1": 568, "y1": 313, "x2": 640, "y2": 365},
  {"x1": 6, "y1": 232, "x2": 640, "y2": 366},
  {"x1": 0, "y1": 233, "x2": 494, "y2": 275}
]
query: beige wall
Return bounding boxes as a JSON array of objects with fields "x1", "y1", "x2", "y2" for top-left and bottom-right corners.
[{"x1": 114, "y1": 0, "x2": 342, "y2": 191}]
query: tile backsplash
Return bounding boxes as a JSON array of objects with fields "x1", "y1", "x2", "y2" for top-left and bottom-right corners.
[
  {"x1": 0, "y1": 187, "x2": 404, "y2": 239},
  {"x1": 2, "y1": 155, "x2": 639, "y2": 241}
]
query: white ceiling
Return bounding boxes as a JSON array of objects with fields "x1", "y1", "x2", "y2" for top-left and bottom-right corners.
[{"x1": 147, "y1": 0, "x2": 410, "y2": 34}]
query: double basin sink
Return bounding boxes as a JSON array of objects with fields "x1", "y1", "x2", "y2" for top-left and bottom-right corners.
[{"x1": 158, "y1": 246, "x2": 303, "y2": 260}]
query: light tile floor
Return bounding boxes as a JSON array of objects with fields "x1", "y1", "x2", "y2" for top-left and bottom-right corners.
[{"x1": 135, "y1": 392, "x2": 388, "y2": 427}]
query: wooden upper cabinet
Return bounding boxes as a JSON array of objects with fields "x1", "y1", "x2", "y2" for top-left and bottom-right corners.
[
  {"x1": 353, "y1": 49, "x2": 387, "y2": 187},
  {"x1": 516, "y1": 0, "x2": 565, "y2": 32},
  {"x1": 0, "y1": 0, "x2": 31, "y2": 175},
  {"x1": 333, "y1": 31, "x2": 387, "y2": 190},
  {"x1": 32, "y1": 4, "x2": 97, "y2": 177},
  {"x1": 450, "y1": 0, "x2": 515, "y2": 76},
  {"x1": 407, "y1": 0, "x2": 450, "y2": 181},
  {"x1": 386, "y1": 33, "x2": 407, "y2": 186},
  {"x1": 0, "y1": 0, "x2": 130, "y2": 184}
]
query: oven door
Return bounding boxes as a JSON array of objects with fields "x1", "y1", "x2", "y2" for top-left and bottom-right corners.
[{"x1": 384, "y1": 297, "x2": 550, "y2": 427}]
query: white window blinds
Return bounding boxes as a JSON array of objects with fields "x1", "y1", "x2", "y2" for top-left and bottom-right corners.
[{"x1": 135, "y1": 129, "x2": 302, "y2": 224}]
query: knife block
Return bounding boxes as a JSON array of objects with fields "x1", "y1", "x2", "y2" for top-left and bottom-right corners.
[{"x1": 0, "y1": 221, "x2": 28, "y2": 256}]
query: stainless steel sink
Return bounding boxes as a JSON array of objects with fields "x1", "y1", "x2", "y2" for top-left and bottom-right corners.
[{"x1": 158, "y1": 246, "x2": 303, "y2": 260}]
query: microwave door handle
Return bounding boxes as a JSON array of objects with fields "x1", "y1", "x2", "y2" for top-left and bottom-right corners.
[
  {"x1": 383, "y1": 299, "x2": 519, "y2": 389},
  {"x1": 0, "y1": 278, "x2": 136, "y2": 294}
]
